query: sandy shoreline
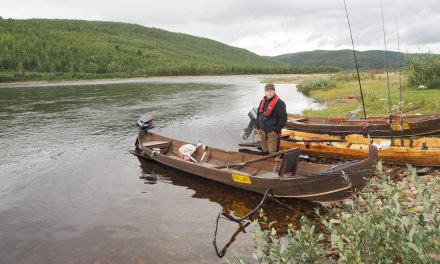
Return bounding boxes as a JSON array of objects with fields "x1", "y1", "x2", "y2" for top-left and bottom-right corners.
[
  {"x1": 0, "y1": 77, "x2": 174, "y2": 88},
  {"x1": 0, "y1": 74, "x2": 303, "y2": 88}
]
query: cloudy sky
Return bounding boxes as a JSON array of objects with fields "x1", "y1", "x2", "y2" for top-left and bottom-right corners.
[{"x1": 2, "y1": 0, "x2": 440, "y2": 56}]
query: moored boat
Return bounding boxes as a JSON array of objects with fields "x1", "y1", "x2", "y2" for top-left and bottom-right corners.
[
  {"x1": 286, "y1": 113, "x2": 440, "y2": 138},
  {"x1": 280, "y1": 130, "x2": 440, "y2": 167},
  {"x1": 133, "y1": 118, "x2": 378, "y2": 202}
]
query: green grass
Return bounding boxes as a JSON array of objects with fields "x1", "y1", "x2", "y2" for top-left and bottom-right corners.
[
  {"x1": 266, "y1": 72, "x2": 440, "y2": 117},
  {"x1": 303, "y1": 100, "x2": 359, "y2": 117}
]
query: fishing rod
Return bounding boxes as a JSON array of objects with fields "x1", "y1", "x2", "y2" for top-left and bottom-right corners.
[
  {"x1": 396, "y1": 19, "x2": 404, "y2": 146},
  {"x1": 343, "y1": 0, "x2": 370, "y2": 139},
  {"x1": 380, "y1": 0, "x2": 394, "y2": 146}
]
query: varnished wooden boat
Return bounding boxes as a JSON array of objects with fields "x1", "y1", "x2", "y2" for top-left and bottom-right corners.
[
  {"x1": 134, "y1": 131, "x2": 378, "y2": 202},
  {"x1": 280, "y1": 130, "x2": 440, "y2": 167},
  {"x1": 286, "y1": 113, "x2": 440, "y2": 138}
]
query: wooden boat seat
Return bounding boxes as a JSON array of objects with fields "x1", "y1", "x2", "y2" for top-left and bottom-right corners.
[
  {"x1": 142, "y1": 141, "x2": 171, "y2": 149},
  {"x1": 278, "y1": 149, "x2": 301, "y2": 177}
]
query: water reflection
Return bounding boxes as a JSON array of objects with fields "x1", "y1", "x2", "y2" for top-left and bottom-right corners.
[
  {"x1": 0, "y1": 76, "x2": 325, "y2": 263},
  {"x1": 136, "y1": 157, "x2": 327, "y2": 258},
  {"x1": 213, "y1": 219, "x2": 251, "y2": 258}
]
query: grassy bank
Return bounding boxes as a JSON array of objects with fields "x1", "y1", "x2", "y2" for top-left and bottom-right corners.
[{"x1": 264, "y1": 72, "x2": 440, "y2": 117}]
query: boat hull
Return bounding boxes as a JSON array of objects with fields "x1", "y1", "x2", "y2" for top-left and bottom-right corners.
[
  {"x1": 135, "y1": 132, "x2": 377, "y2": 202},
  {"x1": 280, "y1": 130, "x2": 440, "y2": 167},
  {"x1": 286, "y1": 113, "x2": 440, "y2": 138}
]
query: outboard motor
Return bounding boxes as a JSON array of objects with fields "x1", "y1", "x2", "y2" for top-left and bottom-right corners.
[
  {"x1": 240, "y1": 107, "x2": 258, "y2": 140},
  {"x1": 136, "y1": 114, "x2": 154, "y2": 133}
]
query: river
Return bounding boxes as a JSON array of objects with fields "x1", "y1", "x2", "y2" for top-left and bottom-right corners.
[{"x1": 0, "y1": 75, "x2": 324, "y2": 263}]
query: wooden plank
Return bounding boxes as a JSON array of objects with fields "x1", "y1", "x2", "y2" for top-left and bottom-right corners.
[{"x1": 142, "y1": 141, "x2": 170, "y2": 148}]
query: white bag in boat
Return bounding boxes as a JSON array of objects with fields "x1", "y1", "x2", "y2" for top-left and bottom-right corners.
[{"x1": 179, "y1": 144, "x2": 197, "y2": 156}]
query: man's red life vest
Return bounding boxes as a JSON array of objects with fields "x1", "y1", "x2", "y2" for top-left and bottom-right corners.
[{"x1": 258, "y1": 95, "x2": 280, "y2": 117}]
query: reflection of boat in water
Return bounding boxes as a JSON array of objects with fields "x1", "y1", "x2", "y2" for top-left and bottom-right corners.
[
  {"x1": 136, "y1": 157, "x2": 320, "y2": 219},
  {"x1": 134, "y1": 124, "x2": 377, "y2": 202},
  {"x1": 135, "y1": 157, "x2": 325, "y2": 258},
  {"x1": 286, "y1": 113, "x2": 440, "y2": 138},
  {"x1": 280, "y1": 130, "x2": 440, "y2": 167}
]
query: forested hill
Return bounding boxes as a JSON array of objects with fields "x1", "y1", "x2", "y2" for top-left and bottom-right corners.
[
  {"x1": 272, "y1": 49, "x2": 404, "y2": 70},
  {"x1": 0, "y1": 18, "x2": 337, "y2": 81}
]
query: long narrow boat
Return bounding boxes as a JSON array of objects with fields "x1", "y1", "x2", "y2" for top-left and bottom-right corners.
[
  {"x1": 286, "y1": 113, "x2": 440, "y2": 138},
  {"x1": 134, "y1": 130, "x2": 378, "y2": 202},
  {"x1": 280, "y1": 130, "x2": 440, "y2": 167}
]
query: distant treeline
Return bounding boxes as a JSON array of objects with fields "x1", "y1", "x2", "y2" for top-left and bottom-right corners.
[
  {"x1": 273, "y1": 49, "x2": 405, "y2": 70},
  {"x1": 0, "y1": 18, "x2": 339, "y2": 82}
]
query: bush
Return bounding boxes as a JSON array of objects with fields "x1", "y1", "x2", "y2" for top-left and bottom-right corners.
[
  {"x1": 405, "y1": 53, "x2": 440, "y2": 89},
  {"x1": 234, "y1": 164, "x2": 440, "y2": 263},
  {"x1": 0, "y1": 73, "x2": 15, "y2": 82},
  {"x1": 296, "y1": 78, "x2": 336, "y2": 95}
]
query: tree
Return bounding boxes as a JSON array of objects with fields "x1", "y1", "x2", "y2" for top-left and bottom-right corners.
[{"x1": 406, "y1": 53, "x2": 440, "y2": 89}]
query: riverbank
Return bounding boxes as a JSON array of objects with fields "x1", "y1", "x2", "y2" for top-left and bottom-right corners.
[
  {"x1": 250, "y1": 72, "x2": 440, "y2": 263},
  {"x1": 0, "y1": 74, "x2": 300, "y2": 88},
  {"x1": 264, "y1": 72, "x2": 440, "y2": 116}
]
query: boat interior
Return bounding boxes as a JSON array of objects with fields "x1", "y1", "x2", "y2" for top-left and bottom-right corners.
[{"x1": 139, "y1": 133, "x2": 336, "y2": 178}]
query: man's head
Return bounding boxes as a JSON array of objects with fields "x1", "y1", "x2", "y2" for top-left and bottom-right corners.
[{"x1": 264, "y1": 83, "x2": 276, "y2": 99}]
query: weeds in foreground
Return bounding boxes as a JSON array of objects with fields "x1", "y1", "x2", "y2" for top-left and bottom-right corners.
[{"x1": 233, "y1": 164, "x2": 440, "y2": 263}]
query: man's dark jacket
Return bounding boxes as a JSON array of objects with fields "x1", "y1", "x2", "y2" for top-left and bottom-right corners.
[{"x1": 256, "y1": 96, "x2": 287, "y2": 134}]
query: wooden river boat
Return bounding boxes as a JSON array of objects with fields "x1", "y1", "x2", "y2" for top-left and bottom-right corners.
[
  {"x1": 280, "y1": 130, "x2": 440, "y2": 167},
  {"x1": 134, "y1": 131, "x2": 378, "y2": 202},
  {"x1": 286, "y1": 113, "x2": 440, "y2": 138}
]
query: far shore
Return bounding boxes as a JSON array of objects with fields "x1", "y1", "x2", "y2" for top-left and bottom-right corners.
[{"x1": 0, "y1": 74, "x2": 312, "y2": 88}]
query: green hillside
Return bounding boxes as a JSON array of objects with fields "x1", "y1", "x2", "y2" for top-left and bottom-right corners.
[
  {"x1": 0, "y1": 18, "x2": 339, "y2": 82},
  {"x1": 272, "y1": 49, "x2": 404, "y2": 70}
]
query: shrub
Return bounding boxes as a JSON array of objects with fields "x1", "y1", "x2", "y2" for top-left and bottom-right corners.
[
  {"x1": 296, "y1": 78, "x2": 336, "y2": 95},
  {"x1": 234, "y1": 164, "x2": 440, "y2": 263},
  {"x1": 0, "y1": 73, "x2": 15, "y2": 82},
  {"x1": 405, "y1": 53, "x2": 440, "y2": 89}
]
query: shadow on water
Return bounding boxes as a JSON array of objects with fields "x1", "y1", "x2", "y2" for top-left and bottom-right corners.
[{"x1": 136, "y1": 156, "x2": 327, "y2": 259}]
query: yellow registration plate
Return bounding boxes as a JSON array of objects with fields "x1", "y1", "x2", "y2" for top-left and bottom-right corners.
[
  {"x1": 232, "y1": 174, "x2": 252, "y2": 184},
  {"x1": 391, "y1": 123, "x2": 410, "y2": 131}
]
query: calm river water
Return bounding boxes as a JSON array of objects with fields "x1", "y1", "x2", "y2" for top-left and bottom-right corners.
[{"x1": 0, "y1": 75, "x2": 324, "y2": 263}]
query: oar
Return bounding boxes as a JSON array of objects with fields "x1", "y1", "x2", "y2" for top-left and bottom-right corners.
[{"x1": 215, "y1": 147, "x2": 299, "y2": 169}]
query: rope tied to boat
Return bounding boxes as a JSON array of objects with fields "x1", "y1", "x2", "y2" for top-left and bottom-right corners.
[
  {"x1": 212, "y1": 188, "x2": 273, "y2": 258},
  {"x1": 212, "y1": 188, "x2": 297, "y2": 258}
]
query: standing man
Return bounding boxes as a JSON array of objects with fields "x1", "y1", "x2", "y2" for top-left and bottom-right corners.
[{"x1": 255, "y1": 83, "x2": 287, "y2": 154}]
